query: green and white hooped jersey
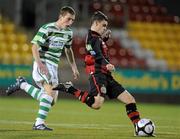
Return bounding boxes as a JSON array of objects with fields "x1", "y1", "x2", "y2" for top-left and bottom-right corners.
[{"x1": 31, "y1": 22, "x2": 73, "y2": 67}]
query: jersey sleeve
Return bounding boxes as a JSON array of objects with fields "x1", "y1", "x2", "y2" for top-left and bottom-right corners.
[{"x1": 31, "y1": 25, "x2": 48, "y2": 47}]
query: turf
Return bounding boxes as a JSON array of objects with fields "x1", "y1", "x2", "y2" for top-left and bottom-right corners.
[{"x1": 0, "y1": 97, "x2": 179, "y2": 139}]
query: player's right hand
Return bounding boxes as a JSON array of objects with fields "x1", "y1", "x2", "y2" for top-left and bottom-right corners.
[
  {"x1": 106, "y1": 63, "x2": 115, "y2": 71},
  {"x1": 102, "y1": 29, "x2": 111, "y2": 41},
  {"x1": 37, "y1": 61, "x2": 49, "y2": 76}
]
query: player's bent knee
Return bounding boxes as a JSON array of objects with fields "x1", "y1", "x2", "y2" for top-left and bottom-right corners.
[
  {"x1": 91, "y1": 95, "x2": 104, "y2": 110},
  {"x1": 92, "y1": 101, "x2": 102, "y2": 110},
  {"x1": 86, "y1": 95, "x2": 104, "y2": 109},
  {"x1": 92, "y1": 105, "x2": 101, "y2": 110}
]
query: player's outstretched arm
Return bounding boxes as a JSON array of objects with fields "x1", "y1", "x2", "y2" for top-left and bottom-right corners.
[{"x1": 65, "y1": 47, "x2": 80, "y2": 80}]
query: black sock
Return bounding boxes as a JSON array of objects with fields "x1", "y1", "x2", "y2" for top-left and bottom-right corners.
[
  {"x1": 68, "y1": 86, "x2": 95, "y2": 107},
  {"x1": 68, "y1": 86, "x2": 78, "y2": 95},
  {"x1": 126, "y1": 103, "x2": 140, "y2": 124},
  {"x1": 68, "y1": 87, "x2": 89, "y2": 102}
]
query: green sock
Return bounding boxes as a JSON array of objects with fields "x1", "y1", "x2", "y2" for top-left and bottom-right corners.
[
  {"x1": 20, "y1": 82, "x2": 45, "y2": 101},
  {"x1": 36, "y1": 94, "x2": 53, "y2": 125}
]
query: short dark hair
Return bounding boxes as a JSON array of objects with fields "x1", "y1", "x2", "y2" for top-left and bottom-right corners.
[
  {"x1": 59, "y1": 6, "x2": 75, "y2": 16},
  {"x1": 91, "y1": 11, "x2": 108, "y2": 24}
]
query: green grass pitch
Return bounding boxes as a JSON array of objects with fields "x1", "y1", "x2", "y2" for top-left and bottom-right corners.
[{"x1": 0, "y1": 97, "x2": 179, "y2": 139}]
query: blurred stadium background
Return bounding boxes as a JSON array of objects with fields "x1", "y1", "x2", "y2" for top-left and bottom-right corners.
[
  {"x1": 0, "y1": 0, "x2": 180, "y2": 139},
  {"x1": 0, "y1": 0, "x2": 180, "y2": 102}
]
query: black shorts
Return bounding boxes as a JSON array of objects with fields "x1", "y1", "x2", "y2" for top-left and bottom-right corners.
[{"x1": 88, "y1": 72, "x2": 125, "y2": 99}]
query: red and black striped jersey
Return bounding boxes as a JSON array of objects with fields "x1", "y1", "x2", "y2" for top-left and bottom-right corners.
[{"x1": 85, "y1": 30, "x2": 110, "y2": 74}]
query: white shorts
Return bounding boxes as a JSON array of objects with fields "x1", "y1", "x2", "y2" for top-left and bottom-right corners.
[{"x1": 32, "y1": 61, "x2": 59, "y2": 89}]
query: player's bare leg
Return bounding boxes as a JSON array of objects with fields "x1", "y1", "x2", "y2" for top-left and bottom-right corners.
[
  {"x1": 43, "y1": 83, "x2": 58, "y2": 104},
  {"x1": 117, "y1": 90, "x2": 136, "y2": 104}
]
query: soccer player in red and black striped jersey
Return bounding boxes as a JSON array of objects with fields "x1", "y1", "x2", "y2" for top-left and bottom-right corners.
[{"x1": 53, "y1": 11, "x2": 141, "y2": 135}]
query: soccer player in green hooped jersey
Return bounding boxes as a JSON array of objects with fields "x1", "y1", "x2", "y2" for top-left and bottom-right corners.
[{"x1": 6, "y1": 6, "x2": 79, "y2": 131}]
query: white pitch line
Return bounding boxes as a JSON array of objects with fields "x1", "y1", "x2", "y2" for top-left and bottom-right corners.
[
  {"x1": 0, "y1": 120, "x2": 180, "y2": 130},
  {"x1": 0, "y1": 120, "x2": 112, "y2": 130}
]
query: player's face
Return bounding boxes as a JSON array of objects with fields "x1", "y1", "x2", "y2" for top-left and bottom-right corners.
[
  {"x1": 96, "y1": 20, "x2": 108, "y2": 35},
  {"x1": 61, "y1": 13, "x2": 75, "y2": 28}
]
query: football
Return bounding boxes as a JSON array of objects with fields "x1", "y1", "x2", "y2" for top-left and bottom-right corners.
[{"x1": 135, "y1": 118, "x2": 155, "y2": 136}]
